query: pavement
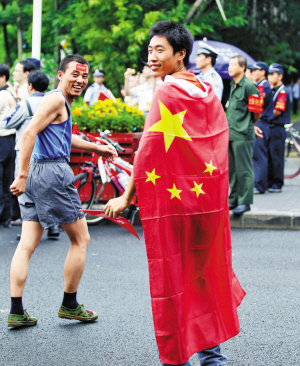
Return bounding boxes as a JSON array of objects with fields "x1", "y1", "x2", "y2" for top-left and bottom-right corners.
[
  {"x1": 1, "y1": 226, "x2": 300, "y2": 366},
  {"x1": 230, "y1": 118, "x2": 300, "y2": 230}
]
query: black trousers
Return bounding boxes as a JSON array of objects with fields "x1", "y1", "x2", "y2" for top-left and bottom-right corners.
[
  {"x1": 0, "y1": 135, "x2": 15, "y2": 222},
  {"x1": 268, "y1": 125, "x2": 286, "y2": 188},
  {"x1": 293, "y1": 98, "x2": 299, "y2": 115},
  {"x1": 253, "y1": 120, "x2": 270, "y2": 193}
]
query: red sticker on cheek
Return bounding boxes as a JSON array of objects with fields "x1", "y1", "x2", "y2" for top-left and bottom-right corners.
[{"x1": 76, "y1": 64, "x2": 87, "y2": 72}]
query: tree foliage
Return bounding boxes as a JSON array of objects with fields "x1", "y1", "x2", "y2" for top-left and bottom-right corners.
[{"x1": 1, "y1": 0, "x2": 300, "y2": 93}]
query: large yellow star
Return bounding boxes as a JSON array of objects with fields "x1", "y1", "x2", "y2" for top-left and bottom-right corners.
[
  {"x1": 191, "y1": 181, "x2": 205, "y2": 198},
  {"x1": 204, "y1": 160, "x2": 217, "y2": 176},
  {"x1": 167, "y1": 183, "x2": 182, "y2": 200},
  {"x1": 147, "y1": 100, "x2": 192, "y2": 152},
  {"x1": 145, "y1": 169, "x2": 160, "y2": 185}
]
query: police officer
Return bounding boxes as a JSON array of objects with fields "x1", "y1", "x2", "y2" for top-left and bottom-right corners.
[
  {"x1": 84, "y1": 69, "x2": 107, "y2": 105},
  {"x1": 251, "y1": 61, "x2": 273, "y2": 194},
  {"x1": 267, "y1": 63, "x2": 291, "y2": 192},
  {"x1": 196, "y1": 41, "x2": 223, "y2": 101}
]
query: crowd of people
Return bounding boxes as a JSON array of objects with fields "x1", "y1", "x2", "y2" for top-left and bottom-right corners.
[{"x1": 0, "y1": 19, "x2": 299, "y2": 366}]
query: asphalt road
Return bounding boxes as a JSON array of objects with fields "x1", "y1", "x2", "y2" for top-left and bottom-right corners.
[{"x1": 0, "y1": 225, "x2": 300, "y2": 366}]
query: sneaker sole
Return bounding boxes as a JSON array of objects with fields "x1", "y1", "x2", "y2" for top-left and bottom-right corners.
[
  {"x1": 7, "y1": 320, "x2": 37, "y2": 328},
  {"x1": 58, "y1": 311, "x2": 98, "y2": 322}
]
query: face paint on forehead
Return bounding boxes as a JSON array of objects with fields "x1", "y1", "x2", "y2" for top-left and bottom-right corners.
[{"x1": 76, "y1": 64, "x2": 87, "y2": 72}]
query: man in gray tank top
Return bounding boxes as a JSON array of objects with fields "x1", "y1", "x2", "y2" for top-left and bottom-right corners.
[{"x1": 8, "y1": 55, "x2": 117, "y2": 328}]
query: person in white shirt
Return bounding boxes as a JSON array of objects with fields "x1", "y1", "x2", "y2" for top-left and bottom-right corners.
[
  {"x1": 84, "y1": 69, "x2": 109, "y2": 105},
  {"x1": 196, "y1": 41, "x2": 224, "y2": 102},
  {"x1": 292, "y1": 78, "x2": 300, "y2": 115},
  {"x1": 0, "y1": 64, "x2": 17, "y2": 226},
  {"x1": 124, "y1": 63, "x2": 158, "y2": 114},
  {"x1": 12, "y1": 60, "x2": 36, "y2": 101}
]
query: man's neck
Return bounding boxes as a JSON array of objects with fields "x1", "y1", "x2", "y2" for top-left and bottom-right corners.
[
  {"x1": 146, "y1": 76, "x2": 154, "y2": 87},
  {"x1": 233, "y1": 73, "x2": 244, "y2": 86},
  {"x1": 18, "y1": 80, "x2": 27, "y2": 88},
  {"x1": 274, "y1": 81, "x2": 283, "y2": 89},
  {"x1": 257, "y1": 77, "x2": 266, "y2": 84},
  {"x1": 58, "y1": 86, "x2": 74, "y2": 106},
  {"x1": 201, "y1": 64, "x2": 212, "y2": 75}
]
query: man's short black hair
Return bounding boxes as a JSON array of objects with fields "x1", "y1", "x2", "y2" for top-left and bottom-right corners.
[
  {"x1": 232, "y1": 55, "x2": 247, "y2": 72},
  {"x1": 59, "y1": 54, "x2": 90, "y2": 73},
  {"x1": 28, "y1": 70, "x2": 49, "y2": 92},
  {"x1": 149, "y1": 21, "x2": 194, "y2": 68},
  {"x1": 203, "y1": 54, "x2": 217, "y2": 67},
  {"x1": 0, "y1": 64, "x2": 10, "y2": 81},
  {"x1": 19, "y1": 60, "x2": 36, "y2": 73}
]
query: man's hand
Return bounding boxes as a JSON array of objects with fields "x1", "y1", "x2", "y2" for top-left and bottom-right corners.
[
  {"x1": 104, "y1": 196, "x2": 131, "y2": 218},
  {"x1": 124, "y1": 68, "x2": 135, "y2": 78},
  {"x1": 95, "y1": 144, "x2": 118, "y2": 161},
  {"x1": 254, "y1": 126, "x2": 263, "y2": 138},
  {"x1": 10, "y1": 176, "x2": 27, "y2": 197}
]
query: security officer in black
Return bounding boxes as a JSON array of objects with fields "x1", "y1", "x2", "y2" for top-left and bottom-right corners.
[
  {"x1": 251, "y1": 62, "x2": 273, "y2": 194},
  {"x1": 267, "y1": 63, "x2": 291, "y2": 192}
]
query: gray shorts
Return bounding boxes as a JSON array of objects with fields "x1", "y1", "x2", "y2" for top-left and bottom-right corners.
[{"x1": 19, "y1": 159, "x2": 85, "y2": 229}]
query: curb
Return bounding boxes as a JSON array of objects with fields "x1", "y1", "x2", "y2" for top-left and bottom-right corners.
[{"x1": 230, "y1": 211, "x2": 300, "y2": 230}]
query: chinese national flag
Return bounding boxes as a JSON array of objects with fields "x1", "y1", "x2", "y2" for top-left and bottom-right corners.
[{"x1": 134, "y1": 74, "x2": 245, "y2": 365}]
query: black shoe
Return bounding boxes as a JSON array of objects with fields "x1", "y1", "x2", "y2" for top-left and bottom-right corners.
[
  {"x1": 268, "y1": 185, "x2": 282, "y2": 193},
  {"x1": 47, "y1": 225, "x2": 60, "y2": 240},
  {"x1": 232, "y1": 204, "x2": 251, "y2": 216},
  {"x1": 229, "y1": 204, "x2": 237, "y2": 210},
  {"x1": 0, "y1": 219, "x2": 11, "y2": 228},
  {"x1": 16, "y1": 233, "x2": 21, "y2": 240}
]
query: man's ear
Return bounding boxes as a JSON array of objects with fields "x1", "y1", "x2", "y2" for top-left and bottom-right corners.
[
  {"x1": 177, "y1": 49, "x2": 186, "y2": 62},
  {"x1": 57, "y1": 70, "x2": 63, "y2": 81},
  {"x1": 28, "y1": 83, "x2": 34, "y2": 92}
]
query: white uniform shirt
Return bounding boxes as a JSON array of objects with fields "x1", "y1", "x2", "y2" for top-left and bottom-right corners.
[
  {"x1": 197, "y1": 67, "x2": 224, "y2": 101},
  {"x1": 17, "y1": 83, "x2": 30, "y2": 101},
  {"x1": 0, "y1": 90, "x2": 16, "y2": 136},
  {"x1": 131, "y1": 81, "x2": 155, "y2": 111},
  {"x1": 292, "y1": 83, "x2": 300, "y2": 99},
  {"x1": 84, "y1": 83, "x2": 108, "y2": 105}
]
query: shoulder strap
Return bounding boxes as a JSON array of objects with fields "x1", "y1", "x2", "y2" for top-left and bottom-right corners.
[
  {"x1": 25, "y1": 100, "x2": 33, "y2": 117},
  {"x1": 273, "y1": 85, "x2": 285, "y2": 101}
]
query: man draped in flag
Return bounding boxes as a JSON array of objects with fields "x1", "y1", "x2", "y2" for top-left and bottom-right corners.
[{"x1": 105, "y1": 21, "x2": 245, "y2": 366}]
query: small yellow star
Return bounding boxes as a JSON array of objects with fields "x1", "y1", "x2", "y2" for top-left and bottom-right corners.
[
  {"x1": 167, "y1": 183, "x2": 182, "y2": 200},
  {"x1": 204, "y1": 160, "x2": 217, "y2": 176},
  {"x1": 145, "y1": 169, "x2": 161, "y2": 185},
  {"x1": 147, "y1": 100, "x2": 192, "y2": 152},
  {"x1": 191, "y1": 181, "x2": 205, "y2": 198}
]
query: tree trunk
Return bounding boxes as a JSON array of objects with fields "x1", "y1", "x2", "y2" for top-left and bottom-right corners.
[
  {"x1": 185, "y1": 0, "x2": 206, "y2": 23},
  {"x1": 3, "y1": 24, "x2": 11, "y2": 66}
]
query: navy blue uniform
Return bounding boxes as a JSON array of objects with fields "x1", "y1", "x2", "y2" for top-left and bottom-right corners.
[
  {"x1": 252, "y1": 79, "x2": 274, "y2": 193},
  {"x1": 268, "y1": 85, "x2": 291, "y2": 188}
]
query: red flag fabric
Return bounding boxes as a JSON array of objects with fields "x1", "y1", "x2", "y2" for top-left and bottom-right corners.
[{"x1": 134, "y1": 73, "x2": 245, "y2": 365}]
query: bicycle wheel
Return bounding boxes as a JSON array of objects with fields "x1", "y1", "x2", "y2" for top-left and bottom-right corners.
[
  {"x1": 284, "y1": 136, "x2": 300, "y2": 178},
  {"x1": 86, "y1": 175, "x2": 119, "y2": 225},
  {"x1": 74, "y1": 172, "x2": 102, "y2": 225}
]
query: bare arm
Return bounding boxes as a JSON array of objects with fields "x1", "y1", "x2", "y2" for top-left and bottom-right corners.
[
  {"x1": 104, "y1": 171, "x2": 136, "y2": 218},
  {"x1": 253, "y1": 113, "x2": 261, "y2": 124},
  {"x1": 273, "y1": 110, "x2": 282, "y2": 118}
]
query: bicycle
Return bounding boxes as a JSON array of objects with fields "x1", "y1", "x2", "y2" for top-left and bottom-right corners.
[
  {"x1": 284, "y1": 123, "x2": 300, "y2": 179},
  {"x1": 73, "y1": 129, "x2": 139, "y2": 225}
]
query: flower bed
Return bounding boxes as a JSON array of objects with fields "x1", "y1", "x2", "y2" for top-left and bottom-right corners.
[{"x1": 71, "y1": 98, "x2": 145, "y2": 133}]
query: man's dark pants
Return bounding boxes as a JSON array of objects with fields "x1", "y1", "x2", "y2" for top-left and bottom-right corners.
[
  {"x1": 229, "y1": 139, "x2": 254, "y2": 206},
  {"x1": 0, "y1": 135, "x2": 15, "y2": 222},
  {"x1": 253, "y1": 120, "x2": 270, "y2": 193},
  {"x1": 293, "y1": 98, "x2": 299, "y2": 115},
  {"x1": 268, "y1": 125, "x2": 286, "y2": 188}
]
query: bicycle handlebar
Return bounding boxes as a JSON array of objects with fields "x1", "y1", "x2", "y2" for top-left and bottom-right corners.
[{"x1": 97, "y1": 129, "x2": 126, "y2": 152}]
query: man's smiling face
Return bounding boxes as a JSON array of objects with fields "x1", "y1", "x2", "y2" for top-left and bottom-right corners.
[
  {"x1": 58, "y1": 61, "x2": 89, "y2": 98},
  {"x1": 148, "y1": 35, "x2": 185, "y2": 78}
]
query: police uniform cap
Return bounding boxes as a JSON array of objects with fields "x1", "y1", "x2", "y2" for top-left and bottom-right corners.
[
  {"x1": 197, "y1": 41, "x2": 218, "y2": 59},
  {"x1": 253, "y1": 61, "x2": 269, "y2": 73},
  {"x1": 268, "y1": 63, "x2": 284, "y2": 75},
  {"x1": 93, "y1": 69, "x2": 105, "y2": 77},
  {"x1": 247, "y1": 65, "x2": 255, "y2": 70}
]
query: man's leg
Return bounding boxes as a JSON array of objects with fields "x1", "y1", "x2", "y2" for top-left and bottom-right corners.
[
  {"x1": 58, "y1": 216, "x2": 97, "y2": 322},
  {"x1": 10, "y1": 221, "x2": 44, "y2": 298},
  {"x1": 228, "y1": 141, "x2": 238, "y2": 207},
  {"x1": 253, "y1": 121, "x2": 270, "y2": 193},
  {"x1": 197, "y1": 345, "x2": 227, "y2": 366},
  {"x1": 268, "y1": 126, "x2": 286, "y2": 189},
  {"x1": 233, "y1": 140, "x2": 254, "y2": 205}
]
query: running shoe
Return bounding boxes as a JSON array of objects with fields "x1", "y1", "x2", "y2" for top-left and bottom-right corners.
[
  {"x1": 268, "y1": 185, "x2": 282, "y2": 193},
  {"x1": 58, "y1": 304, "x2": 98, "y2": 322},
  {"x1": 254, "y1": 187, "x2": 264, "y2": 194},
  {"x1": 7, "y1": 310, "x2": 37, "y2": 328}
]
